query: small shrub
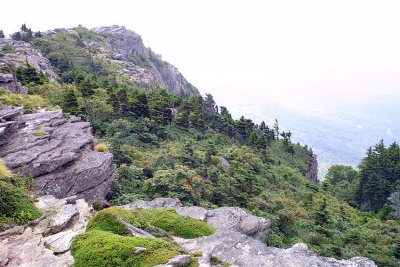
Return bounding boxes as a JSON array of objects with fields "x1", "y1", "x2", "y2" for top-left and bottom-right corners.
[{"x1": 95, "y1": 143, "x2": 107, "y2": 152}]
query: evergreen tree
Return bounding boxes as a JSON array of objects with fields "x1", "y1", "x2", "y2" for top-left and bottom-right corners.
[
  {"x1": 63, "y1": 89, "x2": 80, "y2": 115},
  {"x1": 0, "y1": 30, "x2": 4, "y2": 38}
]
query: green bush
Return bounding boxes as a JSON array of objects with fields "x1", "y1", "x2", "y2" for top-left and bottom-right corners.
[{"x1": 71, "y1": 230, "x2": 180, "y2": 267}]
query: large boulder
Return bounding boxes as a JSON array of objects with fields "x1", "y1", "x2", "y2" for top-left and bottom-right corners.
[{"x1": 0, "y1": 107, "x2": 115, "y2": 200}]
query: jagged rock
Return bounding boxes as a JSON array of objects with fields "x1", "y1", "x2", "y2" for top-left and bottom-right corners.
[
  {"x1": 0, "y1": 106, "x2": 23, "y2": 120},
  {"x1": 0, "y1": 39, "x2": 59, "y2": 83},
  {"x1": 0, "y1": 195, "x2": 93, "y2": 267},
  {"x1": 123, "y1": 198, "x2": 182, "y2": 209},
  {"x1": 33, "y1": 204, "x2": 78, "y2": 235},
  {"x1": 306, "y1": 154, "x2": 319, "y2": 183},
  {"x1": 0, "y1": 107, "x2": 115, "y2": 200},
  {"x1": 174, "y1": 230, "x2": 376, "y2": 267},
  {"x1": 0, "y1": 74, "x2": 28, "y2": 94},
  {"x1": 154, "y1": 254, "x2": 192, "y2": 267},
  {"x1": 0, "y1": 227, "x2": 74, "y2": 267},
  {"x1": 92, "y1": 25, "x2": 199, "y2": 95}
]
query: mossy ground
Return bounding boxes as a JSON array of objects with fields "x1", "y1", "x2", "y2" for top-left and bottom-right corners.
[
  {"x1": 73, "y1": 207, "x2": 214, "y2": 266},
  {"x1": 87, "y1": 207, "x2": 215, "y2": 239},
  {"x1": 71, "y1": 230, "x2": 180, "y2": 267}
]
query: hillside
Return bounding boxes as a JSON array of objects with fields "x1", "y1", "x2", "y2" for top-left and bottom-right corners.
[{"x1": 0, "y1": 25, "x2": 399, "y2": 267}]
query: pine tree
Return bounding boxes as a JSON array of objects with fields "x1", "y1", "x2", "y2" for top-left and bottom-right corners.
[
  {"x1": 63, "y1": 90, "x2": 80, "y2": 115},
  {"x1": 0, "y1": 30, "x2": 5, "y2": 38}
]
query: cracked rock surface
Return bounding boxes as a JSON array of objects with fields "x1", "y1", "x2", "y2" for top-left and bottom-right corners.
[
  {"x1": 124, "y1": 198, "x2": 376, "y2": 267},
  {"x1": 0, "y1": 195, "x2": 93, "y2": 267},
  {"x1": 0, "y1": 107, "x2": 115, "y2": 200}
]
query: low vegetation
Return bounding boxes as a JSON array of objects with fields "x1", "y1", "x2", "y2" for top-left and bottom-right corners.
[
  {"x1": 87, "y1": 207, "x2": 215, "y2": 239},
  {"x1": 0, "y1": 161, "x2": 41, "y2": 227},
  {"x1": 73, "y1": 207, "x2": 211, "y2": 266}
]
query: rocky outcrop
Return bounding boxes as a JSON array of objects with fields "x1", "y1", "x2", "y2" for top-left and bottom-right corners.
[
  {"x1": 306, "y1": 154, "x2": 319, "y2": 184},
  {"x1": 0, "y1": 195, "x2": 93, "y2": 267},
  {"x1": 0, "y1": 38, "x2": 59, "y2": 85},
  {"x1": 92, "y1": 25, "x2": 199, "y2": 96},
  {"x1": 124, "y1": 198, "x2": 376, "y2": 267},
  {"x1": 0, "y1": 74, "x2": 28, "y2": 94},
  {"x1": 0, "y1": 106, "x2": 115, "y2": 200}
]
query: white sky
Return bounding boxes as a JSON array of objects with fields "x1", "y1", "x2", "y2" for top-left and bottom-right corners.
[{"x1": 1, "y1": 0, "x2": 400, "y2": 110}]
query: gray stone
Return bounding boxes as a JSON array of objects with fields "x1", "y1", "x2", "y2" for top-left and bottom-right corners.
[
  {"x1": 154, "y1": 254, "x2": 192, "y2": 267},
  {"x1": 0, "y1": 107, "x2": 115, "y2": 200},
  {"x1": 116, "y1": 216, "x2": 155, "y2": 238},
  {"x1": 176, "y1": 206, "x2": 208, "y2": 221},
  {"x1": 206, "y1": 207, "x2": 271, "y2": 242},
  {"x1": 0, "y1": 227, "x2": 73, "y2": 267},
  {"x1": 174, "y1": 230, "x2": 376, "y2": 267},
  {"x1": 219, "y1": 156, "x2": 230, "y2": 169},
  {"x1": 123, "y1": 198, "x2": 181, "y2": 209},
  {"x1": 44, "y1": 230, "x2": 76, "y2": 253},
  {"x1": 134, "y1": 247, "x2": 146, "y2": 255}
]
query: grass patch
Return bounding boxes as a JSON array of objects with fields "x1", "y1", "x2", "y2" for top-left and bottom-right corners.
[
  {"x1": 0, "y1": 88, "x2": 48, "y2": 113},
  {"x1": 87, "y1": 207, "x2": 215, "y2": 239},
  {"x1": 71, "y1": 230, "x2": 180, "y2": 267}
]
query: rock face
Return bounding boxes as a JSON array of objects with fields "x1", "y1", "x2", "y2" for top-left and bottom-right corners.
[
  {"x1": 306, "y1": 154, "x2": 319, "y2": 184},
  {"x1": 124, "y1": 198, "x2": 376, "y2": 267},
  {"x1": 92, "y1": 25, "x2": 199, "y2": 96},
  {"x1": 0, "y1": 106, "x2": 115, "y2": 200},
  {"x1": 0, "y1": 73, "x2": 28, "y2": 94},
  {"x1": 0, "y1": 195, "x2": 93, "y2": 267},
  {"x1": 0, "y1": 38, "x2": 59, "y2": 87}
]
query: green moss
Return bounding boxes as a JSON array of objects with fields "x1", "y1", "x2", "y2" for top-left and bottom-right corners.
[
  {"x1": 87, "y1": 210, "x2": 129, "y2": 235},
  {"x1": 71, "y1": 230, "x2": 180, "y2": 267},
  {"x1": 0, "y1": 180, "x2": 41, "y2": 225},
  {"x1": 33, "y1": 131, "x2": 47, "y2": 137},
  {"x1": 87, "y1": 207, "x2": 215, "y2": 239}
]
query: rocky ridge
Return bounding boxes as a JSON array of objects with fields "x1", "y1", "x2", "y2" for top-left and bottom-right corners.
[
  {"x1": 92, "y1": 25, "x2": 199, "y2": 95},
  {"x1": 0, "y1": 38, "x2": 59, "y2": 85},
  {"x1": 0, "y1": 106, "x2": 115, "y2": 200},
  {"x1": 123, "y1": 198, "x2": 376, "y2": 267}
]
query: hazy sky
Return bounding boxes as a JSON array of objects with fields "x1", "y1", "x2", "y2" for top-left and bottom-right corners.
[{"x1": 2, "y1": 0, "x2": 400, "y2": 110}]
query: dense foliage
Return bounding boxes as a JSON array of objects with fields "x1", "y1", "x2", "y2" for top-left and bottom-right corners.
[{"x1": 1, "y1": 25, "x2": 399, "y2": 266}]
